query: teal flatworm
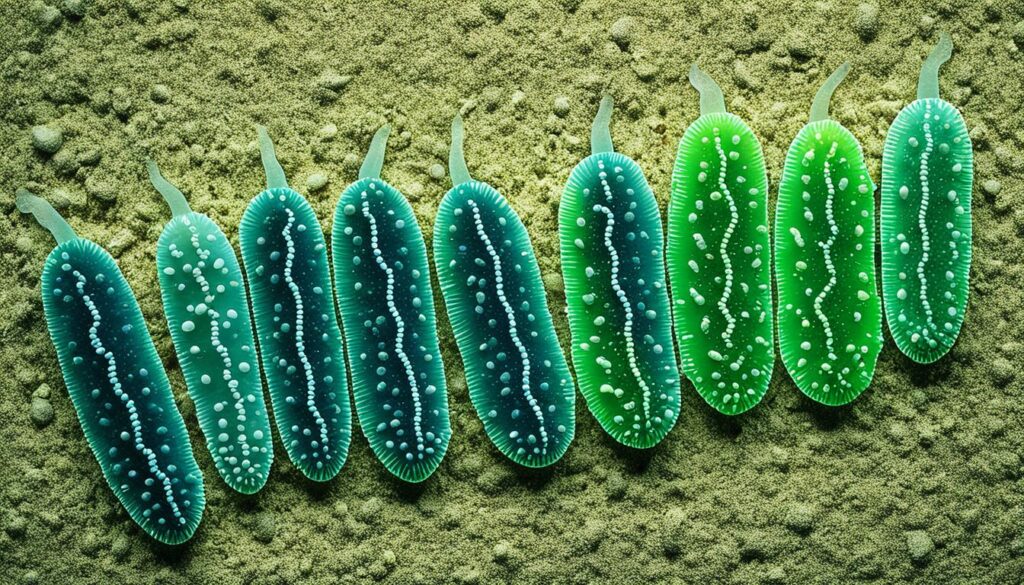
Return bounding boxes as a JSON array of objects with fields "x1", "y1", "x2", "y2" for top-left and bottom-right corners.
[
  {"x1": 774, "y1": 64, "x2": 883, "y2": 405},
  {"x1": 239, "y1": 126, "x2": 352, "y2": 482},
  {"x1": 559, "y1": 95, "x2": 680, "y2": 447},
  {"x1": 881, "y1": 33, "x2": 973, "y2": 364},
  {"x1": 331, "y1": 126, "x2": 451, "y2": 482},
  {"x1": 18, "y1": 192, "x2": 205, "y2": 545},
  {"x1": 434, "y1": 115, "x2": 575, "y2": 467},
  {"x1": 148, "y1": 161, "x2": 274, "y2": 494},
  {"x1": 667, "y1": 65, "x2": 774, "y2": 415}
]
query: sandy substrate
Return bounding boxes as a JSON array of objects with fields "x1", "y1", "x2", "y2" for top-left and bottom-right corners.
[{"x1": 1, "y1": 1, "x2": 1022, "y2": 583}]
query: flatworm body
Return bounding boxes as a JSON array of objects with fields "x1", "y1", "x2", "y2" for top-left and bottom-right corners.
[
  {"x1": 148, "y1": 162, "x2": 274, "y2": 494},
  {"x1": 667, "y1": 66, "x2": 774, "y2": 415},
  {"x1": 239, "y1": 127, "x2": 352, "y2": 482},
  {"x1": 331, "y1": 127, "x2": 451, "y2": 482},
  {"x1": 881, "y1": 33, "x2": 972, "y2": 364},
  {"x1": 559, "y1": 96, "x2": 680, "y2": 447},
  {"x1": 434, "y1": 115, "x2": 575, "y2": 467},
  {"x1": 774, "y1": 64, "x2": 883, "y2": 405},
  {"x1": 18, "y1": 192, "x2": 204, "y2": 545}
]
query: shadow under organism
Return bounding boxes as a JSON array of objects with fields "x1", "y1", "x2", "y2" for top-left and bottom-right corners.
[
  {"x1": 146, "y1": 533, "x2": 197, "y2": 566},
  {"x1": 387, "y1": 474, "x2": 429, "y2": 503},
  {"x1": 598, "y1": 431, "x2": 657, "y2": 473},
  {"x1": 801, "y1": 396, "x2": 856, "y2": 431},
  {"x1": 506, "y1": 458, "x2": 557, "y2": 490}
]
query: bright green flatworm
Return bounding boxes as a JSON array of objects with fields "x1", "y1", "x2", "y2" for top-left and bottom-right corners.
[
  {"x1": 559, "y1": 95, "x2": 680, "y2": 447},
  {"x1": 774, "y1": 63, "x2": 883, "y2": 405},
  {"x1": 667, "y1": 65, "x2": 774, "y2": 415},
  {"x1": 147, "y1": 161, "x2": 275, "y2": 494},
  {"x1": 881, "y1": 33, "x2": 972, "y2": 364}
]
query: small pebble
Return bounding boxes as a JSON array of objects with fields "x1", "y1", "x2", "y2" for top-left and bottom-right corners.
[
  {"x1": 357, "y1": 497, "x2": 383, "y2": 523},
  {"x1": 37, "y1": 4, "x2": 63, "y2": 30},
  {"x1": 253, "y1": 512, "x2": 276, "y2": 543},
  {"x1": 85, "y1": 176, "x2": 117, "y2": 205},
  {"x1": 785, "y1": 504, "x2": 814, "y2": 534},
  {"x1": 543, "y1": 272, "x2": 564, "y2": 294},
  {"x1": 1013, "y1": 21, "x2": 1024, "y2": 47},
  {"x1": 318, "y1": 71, "x2": 351, "y2": 91},
  {"x1": 990, "y1": 357, "x2": 1014, "y2": 385},
  {"x1": 62, "y1": 0, "x2": 87, "y2": 19},
  {"x1": 982, "y1": 179, "x2": 1002, "y2": 197},
  {"x1": 510, "y1": 90, "x2": 526, "y2": 107},
  {"x1": 553, "y1": 96, "x2": 570, "y2": 117},
  {"x1": 30, "y1": 397, "x2": 53, "y2": 428},
  {"x1": 609, "y1": 17, "x2": 635, "y2": 48},
  {"x1": 31, "y1": 126, "x2": 63, "y2": 155},
  {"x1": 77, "y1": 149, "x2": 101, "y2": 166},
  {"x1": 492, "y1": 542, "x2": 510, "y2": 562},
  {"x1": 854, "y1": 3, "x2": 880, "y2": 41},
  {"x1": 150, "y1": 84, "x2": 171, "y2": 103},
  {"x1": 110, "y1": 535, "x2": 131, "y2": 560},
  {"x1": 4, "y1": 514, "x2": 27, "y2": 538},
  {"x1": 319, "y1": 123, "x2": 338, "y2": 140},
  {"x1": 906, "y1": 530, "x2": 934, "y2": 563},
  {"x1": 604, "y1": 471, "x2": 627, "y2": 500},
  {"x1": 428, "y1": 163, "x2": 446, "y2": 180},
  {"x1": 306, "y1": 172, "x2": 329, "y2": 192},
  {"x1": 34, "y1": 383, "x2": 52, "y2": 400}
]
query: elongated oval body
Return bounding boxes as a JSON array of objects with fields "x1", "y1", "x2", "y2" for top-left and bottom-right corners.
[
  {"x1": 560, "y1": 152, "x2": 680, "y2": 446},
  {"x1": 332, "y1": 177, "x2": 451, "y2": 482},
  {"x1": 881, "y1": 101, "x2": 972, "y2": 363},
  {"x1": 42, "y1": 238, "x2": 204, "y2": 544},
  {"x1": 240, "y1": 187, "x2": 352, "y2": 481},
  {"x1": 668, "y1": 112, "x2": 774, "y2": 414},
  {"x1": 157, "y1": 211, "x2": 274, "y2": 493},
  {"x1": 434, "y1": 181, "x2": 575, "y2": 467},
  {"x1": 775, "y1": 120, "x2": 883, "y2": 404}
]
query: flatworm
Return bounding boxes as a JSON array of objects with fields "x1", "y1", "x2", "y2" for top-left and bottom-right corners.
[
  {"x1": 559, "y1": 95, "x2": 680, "y2": 446},
  {"x1": 148, "y1": 161, "x2": 274, "y2": 494},
  {"x1": 331, "y1": 126, "x2": 452, "y2": 482},
  {"x1": 774, "y1": 64, "x2": 883, "y2": 405},
  {"x1": 18, "y1": 192, "x2": 205, "y2": 544},
  {"x1": 433, "y1": 115, "x2": 575, "y2": 467},
  {"x1": 667, "y1": 65, "x2": 774, "y2": 415},
  {"x1": 880, "y1": 33, "x2": 973, "y2": 364},
  {"x1": 239, "y1": 126, "x2": 352, "y2": 481}
]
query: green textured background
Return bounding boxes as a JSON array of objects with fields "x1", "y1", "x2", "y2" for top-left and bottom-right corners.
[{"x1": 1, "y1": 1, "x2": 1021, "y2": 583}]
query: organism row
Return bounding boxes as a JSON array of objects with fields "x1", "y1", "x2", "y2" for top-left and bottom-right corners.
[{"x1": 16, "y1": 34, "x2": 971, "y2": 544}]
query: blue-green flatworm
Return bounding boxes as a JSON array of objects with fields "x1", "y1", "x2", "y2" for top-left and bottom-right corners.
[
  {"x1": 434, "y1": 115, "x2": 576, "y2": 467},
  {"x1": 17, "y1": 192, "x2": 205, "y2": 545},
  {"x1": 774, "y1": 64, "x2": 883, "y2": 405},
  {"x1": 559, "y1": 95, "x2": 680, "y2": 447},
  {"x1": 881, "y1": 33, "x2": 973, "y2": 364},
  {"x1": 331, "y1": 126, "x2": 452, "y2": 482},
  {"x1": 667, "y1": 65, "x2": 774, "y2": 415},
  {"x1": 148, "y1": 161, "x2": 275, "y2": 494},
  {"x1": 239, "y1": 126, "x2": 352, "y2": 482}
]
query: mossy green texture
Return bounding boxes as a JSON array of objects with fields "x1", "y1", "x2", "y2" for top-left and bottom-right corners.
[
  {"x1": 331, "y1": 127, "x2": 451, "y2": 483},
  {"x1": 560, "y1": 96, "x2": 680, "y2": 446},
  {"x1": 667, "y1": 65, "x2": 774, "y2": 415},
  {"x1": 774, "y1": 64, "x2": 883, "y2": 405},
  {"x1": 434, "y1": 116, "x2": 575, "y2": 467},
  {"x1": 148, "y1": 162, "x2": 274, "y2": 494},
  {"x1": 17, "y1": 192, "x2": 204, "y2": 545},
  {"x1": 881, "y1": 33, "x2": 973, "y2": 364},
  {"x1": 239, "y1": 127, "x2": 352, "y2": 482}
]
